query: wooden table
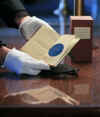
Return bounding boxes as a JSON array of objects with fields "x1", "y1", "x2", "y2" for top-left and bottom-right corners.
[{"x1": 0, "y1": 38, "x2": 100, "y2": 116}]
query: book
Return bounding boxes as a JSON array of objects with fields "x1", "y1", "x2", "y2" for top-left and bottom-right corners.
[{"x1": 21, "y1": 25, "x2": 80, "y2": 66}]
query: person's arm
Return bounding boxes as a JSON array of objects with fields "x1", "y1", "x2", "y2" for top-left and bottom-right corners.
[
  {"x1": 0, "y1": 0, "x2": 29, "y2": 28},
  {"x1": 0, "y1": 0, "x2": 55, "y2": 39}
]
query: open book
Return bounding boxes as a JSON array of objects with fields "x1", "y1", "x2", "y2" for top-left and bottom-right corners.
[{"x1": 21, "y1": 26, "x2": 80, "y2": 66}]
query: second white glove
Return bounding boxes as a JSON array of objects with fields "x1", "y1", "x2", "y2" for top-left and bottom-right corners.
[{"x1": 19, "y1": 16, "x2": 55, "y2": 40}]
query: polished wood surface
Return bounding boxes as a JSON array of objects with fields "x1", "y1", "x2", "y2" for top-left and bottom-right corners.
[{"x1": 0, "y1": 37, "x2": 99, "y2": 108}]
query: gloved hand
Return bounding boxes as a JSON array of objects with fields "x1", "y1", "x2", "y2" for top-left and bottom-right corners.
[
  {"x1": 19, "y1": 16, "x2": 55, "y2": 40},
  {"x1": 3, "y1": 48, "x2": 50, "y2": 75}
]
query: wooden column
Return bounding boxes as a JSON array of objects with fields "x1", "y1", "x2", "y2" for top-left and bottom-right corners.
[{"x1": 74, "y1": 0, "x2": 84, "y2": 16}]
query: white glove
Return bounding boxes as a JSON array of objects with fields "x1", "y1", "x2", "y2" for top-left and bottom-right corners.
[
  {"x1": 3, "y1": 48, "x2": 50, "y2": 75},
  {"x1": 19, "y1": 16, "x2": 54, "y2": 40}
]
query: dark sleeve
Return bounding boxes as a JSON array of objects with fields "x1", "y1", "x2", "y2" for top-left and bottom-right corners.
[{"x1": 0, "y1": 0, "x2": 29, "y2": 28}]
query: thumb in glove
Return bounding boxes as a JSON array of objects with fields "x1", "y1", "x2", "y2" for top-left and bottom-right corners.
[{"x1": 19, "y1": 16, "x2": 55, "y2": 40}]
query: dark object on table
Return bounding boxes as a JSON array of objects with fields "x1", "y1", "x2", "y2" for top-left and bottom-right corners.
[
  {"x1": 40, "y1": 64, "x2": 79, "y2": 77},
  {"x1": 70, "y1": 16, "x2": 93, "y2": 63}
]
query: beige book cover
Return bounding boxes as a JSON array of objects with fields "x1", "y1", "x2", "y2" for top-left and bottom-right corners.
[{"x1": 21, "y1": 26, "x2": 80, "y2": 66}]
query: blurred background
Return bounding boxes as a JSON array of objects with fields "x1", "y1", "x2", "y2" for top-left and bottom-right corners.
[
  {"x1": 22, "y1": 0, "x2": 100, "y2": 38},
  {"x1": 0, "y1": 0, "x2": 100, "y2": 40}
]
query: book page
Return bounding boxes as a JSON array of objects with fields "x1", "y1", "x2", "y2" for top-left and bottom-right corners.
[
  {"x1": 42, "y1": 35, "x2": 80, "y2": 66},
  {"x1": 21, "y1": 40, "x2": 47, "y2": 60},
  {"x1": 21, "y1": 26, "x2": 60, "y2": 60},
  {"x1": 24, "y1": 26, "x2": 60, "y2": 50}
]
